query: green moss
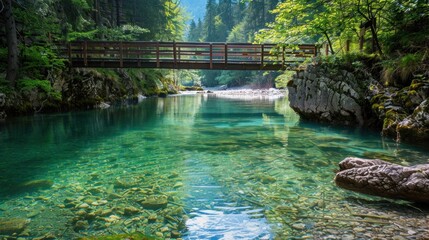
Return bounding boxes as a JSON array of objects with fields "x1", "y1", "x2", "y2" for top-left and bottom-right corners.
[
  {"x1": 410, "y1": 82, "x2": 424, "y2": 91},
  {"x1": 371, "y1": 103, "x2": 384, "y2": 112},
  {"x1": 370, "y1": 94, "x2": 389, "y2": 108}
]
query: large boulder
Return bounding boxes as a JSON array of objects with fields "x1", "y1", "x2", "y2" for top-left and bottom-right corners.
[
  {"x1": 287, "y1": 64, "x2": 377, "y2": 126},
  {"x1": 335, "y1": 157, "x2": 429, "y2": 202}
]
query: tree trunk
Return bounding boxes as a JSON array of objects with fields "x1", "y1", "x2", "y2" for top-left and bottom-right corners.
[
  {"x1": 115, "y1": 0, "x2": 121, "y2": 27},
  {"x1": 359, "y1": 27, "x2": 365, "y2": 52},
  {"x1": 369, "y1": 18, "x2": 382, "y2": 54},
  {"x1": 324, "y1": 32, "x2": 335, "y2": 55},
  {"x1": 5, "y1": 0, "x2": 19, "y2": 88}
]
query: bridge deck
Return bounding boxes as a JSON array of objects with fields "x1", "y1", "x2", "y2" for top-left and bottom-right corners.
[{"x1": 63, "y1": 41, "x2": 317, "y2": 70}]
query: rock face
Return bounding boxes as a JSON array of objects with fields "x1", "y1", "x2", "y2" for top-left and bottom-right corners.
[
  {"x1": 0, "y1": 93, "x2": 6, "y2": 120},
  {"x1": 288, "y1": 64, "x2": 376, "y2": 126},
  {"x1": 397, "y1": 100, "x2": 429, "y2": 141},
  {"x1": 335, "y1": 157, "x2": 429, "y2": 202},
  {"x1": 288, "y1": 63, "x2": 428, "y2": 142},
  {"x1": 371, "y1": 78, "x2": 429, "y2": 142}
]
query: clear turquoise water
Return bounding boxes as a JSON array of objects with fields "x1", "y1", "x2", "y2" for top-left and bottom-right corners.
[{"x1": 0, "y1": 94, "x2": 428, "y2": 239}]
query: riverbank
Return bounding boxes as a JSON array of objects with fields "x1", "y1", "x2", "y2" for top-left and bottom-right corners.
[{"x1": 287, "y1": 61, "x2": 429, "y2": 144}]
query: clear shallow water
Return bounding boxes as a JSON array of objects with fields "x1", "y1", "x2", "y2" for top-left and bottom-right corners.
[{"x1": 0, "y1": 94, "x2": 428, "y2": 239}]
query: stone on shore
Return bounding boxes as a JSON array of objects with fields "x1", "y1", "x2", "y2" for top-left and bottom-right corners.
[{"x1": 334, "y1": 157, "x2": 429, "y2": 202}]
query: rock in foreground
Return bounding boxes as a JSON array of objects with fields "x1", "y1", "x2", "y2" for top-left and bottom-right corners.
[
  {"x1": 0, "y1": 218, "x2": 30, "y2": 235},
  {"x1": 335, "y1": 157, "x2": 429, "y2": 202}
]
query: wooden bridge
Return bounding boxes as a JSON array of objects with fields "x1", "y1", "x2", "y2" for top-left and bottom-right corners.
[{"x1": 63, "y1": 41, "x2": 318, "y2": 70}]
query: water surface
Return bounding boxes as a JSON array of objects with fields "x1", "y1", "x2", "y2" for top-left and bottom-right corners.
[{"x1": 0, "y1": 94, "x2": 428, "y2": 239}]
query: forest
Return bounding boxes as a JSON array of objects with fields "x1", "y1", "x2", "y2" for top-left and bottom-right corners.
[{"x1": 1, "y1": 0, "x2": 428, "y2": 114}]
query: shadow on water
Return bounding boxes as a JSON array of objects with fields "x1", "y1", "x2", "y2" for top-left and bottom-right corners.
[{"x1": 344, "y1": 196, "x2": 429, "y2": 213}]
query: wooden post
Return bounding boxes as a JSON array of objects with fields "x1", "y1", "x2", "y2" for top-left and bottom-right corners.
[
  {"x1": 67, "y1": 42, "x2": 72, "y2": 66},
  {"x1": 314, "y1": 45, "x2": 318, "y2": 57},
  {"x1": 224, "y1": 43, "x2": 228, "y2": 68},
  {"x1": 209, "y1": 43, "x2": 213, "y2": 69},
  {"x1": 119, "y1": 41, "x2": 123, "y2": 68},
  {"x1": 261, "y1": 44, "x2": 264, "y2": 66},
  {"x1": 84, "y1": 41, "x2": 88, "y2": 67},
  {"x1": 178, "y1": 46, "x2": 181, "y2": 62},
  {"x1": 173, "y1": 41, "x2": 177, "y2": 68},
  {"x1": 282, "y1": 46, "x2": 285, "y2": 69},
  {"x1": 156, "y1": 42, "x2": 160, "y2": 68},
  {"x1": 325, "y1": 44, "x2": 329, "y2": 56}
]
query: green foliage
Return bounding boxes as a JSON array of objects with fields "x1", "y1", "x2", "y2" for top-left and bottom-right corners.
[
  {"x1": 14, "y1": 6, "x2": 61, "y2": 42},
  {"x1": 20, "y1": 45, "x2": 66, "y2": 79},
  {"x1": 67, "y1": 30, "x2": 99, "y2": 41},
  {"x1": 176, "y1": 70, "x2": 202, "y2": 86},
  {"x1": 187, "y1": 20, "x2": 203, "y2": 42},
  {"x1": 102, "y1": 25, "x2": 150, "y2": 41},
  {"x1": 381, "y1": 52, "x2": 427, "y2": 86},
  {"x1": 227, "y1": 22, "x2": 246, "y2": 42},
  {"x1": 199, "y1": 0, "x2": 280, "y2": 86},
  {"x1": 275, "y1": 71, "x2": 295, "y2": 89},
  {"x1": 17, "y1": 78, "x2": 62, "y2": 101},
  {"x1": 71, "y1": 0, "x2": 90, "y2": 10},
  {"x1": 216, "y1": 71, "x2": 250, "y2": 87}
]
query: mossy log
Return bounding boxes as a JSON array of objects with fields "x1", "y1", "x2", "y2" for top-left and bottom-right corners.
[{"x1": 334, "y1": 157, "x2": 429, "y2": 202}]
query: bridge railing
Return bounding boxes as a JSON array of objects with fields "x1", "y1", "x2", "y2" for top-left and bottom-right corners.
[{"x1": 62, "y1": 41, "x2": 317, "y2": 70}]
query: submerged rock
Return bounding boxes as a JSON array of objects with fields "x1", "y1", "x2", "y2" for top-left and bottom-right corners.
[
  {"x1": 139, "y1": 195, "x2": 168, "y2": 210},
  {"x1": 0, "y1": 218, "x2": 30, "y2": 235},
  {"x1": 124, "y1": 206, "x2": 140, "y2": 216},
  {"x1": 335, "y1": 157, "x2": 429, "y2": 202},
  {"x1": 19, "y1": 179, "x2": 54, "y2": 191}
]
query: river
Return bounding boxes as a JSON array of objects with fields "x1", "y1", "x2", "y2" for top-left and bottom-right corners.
[{"x1": 0, "y1": 93, "x2": 428, "y2": 239}]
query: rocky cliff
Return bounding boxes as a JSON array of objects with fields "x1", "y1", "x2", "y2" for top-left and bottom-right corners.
[
  {"x1": 287, "y1": 63, "x2": 378, "y2": 126},
  {"x1": 288, "y1": 63, "x2": 429, "y2": 142}
]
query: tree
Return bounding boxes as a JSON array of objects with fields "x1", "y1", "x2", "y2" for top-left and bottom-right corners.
[
  {"x1": 219, "y1": 0, "x2": 234, "y2": 31},
  {"x1": 204, "y1": 0, "x2": 218, "y2": 41},
  {"x1": 356, "y1": 0, "x2": 393, "y2": 54},
  {"x1": 4, "y1": 0, "x2": 19, "y2": 87},
  {"x1": 188, "y1": 20, "x2": 198, "y2": 41}
]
